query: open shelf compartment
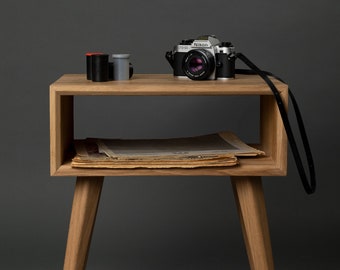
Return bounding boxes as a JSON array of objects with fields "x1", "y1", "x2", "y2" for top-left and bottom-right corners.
[{"x1": 50, "y1": 74, "x2": 288, "y2": 177}]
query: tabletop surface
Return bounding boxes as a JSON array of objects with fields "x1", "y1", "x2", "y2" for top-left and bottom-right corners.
[{"x1": 50, "y1": 74, "x2": 288, "y2": 96}]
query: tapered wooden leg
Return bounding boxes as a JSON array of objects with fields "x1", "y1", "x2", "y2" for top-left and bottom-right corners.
[
  {"x1": 64, "y1": 176, "x2": 104, "y2": 270},
  {"x1": 231, "y1": 176, "x2": 274, "y2": 270}
]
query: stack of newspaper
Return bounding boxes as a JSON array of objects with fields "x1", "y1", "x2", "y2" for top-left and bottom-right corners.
[{"x1": 71, "y1": 131, "x2": 264, "y2": 169}]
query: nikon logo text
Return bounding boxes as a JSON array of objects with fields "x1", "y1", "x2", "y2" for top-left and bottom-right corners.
[{"x1": 193, "y1": 42, "x2": 209, "y2": 47}]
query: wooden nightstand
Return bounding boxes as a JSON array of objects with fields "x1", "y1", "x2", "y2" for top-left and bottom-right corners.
[{"x1": 50, "y1": 74, "x2": 288, "y2": 270}]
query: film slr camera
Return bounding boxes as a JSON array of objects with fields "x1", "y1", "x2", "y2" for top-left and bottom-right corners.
[{"x1": 166, "y1": 35, "x2": 235, "y2": 80}]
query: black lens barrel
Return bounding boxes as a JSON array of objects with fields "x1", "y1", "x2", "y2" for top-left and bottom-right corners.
[{"x1": 183, "y1": 49, "x2": 215, "y2": 80}]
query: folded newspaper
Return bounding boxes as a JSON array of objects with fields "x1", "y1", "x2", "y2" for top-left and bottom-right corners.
[{"x1": 71, "y1": 131, "x2": 265, "y2": 169}]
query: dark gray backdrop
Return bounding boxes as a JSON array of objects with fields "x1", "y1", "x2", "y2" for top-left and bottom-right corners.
[{"x1": 1, "y1": 0, "x2": 339, "y2": 269}]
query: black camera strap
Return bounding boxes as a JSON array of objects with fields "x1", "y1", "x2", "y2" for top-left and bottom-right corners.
[{"x1": 235, "y1": 52, "x2": 316, "y2": 194}]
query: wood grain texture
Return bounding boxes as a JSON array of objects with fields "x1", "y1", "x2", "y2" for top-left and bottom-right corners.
[
  {"x1": 53, "y1": 156, "x2": 286, "y2": 177},
  {"x1": 231, "y1": 176, "x2": 274, "y2": 270},
  {"x1": 49, "y1": 74, "x2": 288, "y2": 177},
  {"x1": 64, "y1": 177, "x2": 104, "y2": 270},
  {"x1": 49, "y1": 90, "x2": 73, "y2": 175},
  {"x1": 260, "y1": 94, "x2": 288, "y2": 175},
  {"x1": 51, "y1": 74, "x2": 287, "y2": 96}
]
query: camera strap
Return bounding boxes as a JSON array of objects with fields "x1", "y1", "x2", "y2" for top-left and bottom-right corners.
[{"x1": 235, "y1": 52, "x2": 316, "y2": 194}]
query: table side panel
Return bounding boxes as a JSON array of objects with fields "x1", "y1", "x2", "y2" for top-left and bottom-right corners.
[
  {"x1": 50, "y1": 86, "x2": 74, "y2": 175},
  {"x1": 260, "y1": 91, "x2": 288, "y2": 175}
]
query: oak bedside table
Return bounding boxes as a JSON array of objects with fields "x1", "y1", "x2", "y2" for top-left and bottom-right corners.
[{"x1": 50, "y1": 74, "x2": 288, "y2": 270}]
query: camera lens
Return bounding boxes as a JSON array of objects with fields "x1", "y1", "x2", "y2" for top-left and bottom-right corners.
[
  {"x1": 188, "y1": 57, "x2": 204, "y2": 73},
  {"x1": 183, "y1": 49, "x2": 215, "y2": 80}
]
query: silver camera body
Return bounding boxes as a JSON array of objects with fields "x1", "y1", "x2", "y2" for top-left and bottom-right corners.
[{"x1": 166, "y1": 35, "x2": 235, "y2": 80}]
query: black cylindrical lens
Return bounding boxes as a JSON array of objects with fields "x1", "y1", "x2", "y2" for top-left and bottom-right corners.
[
  {"x1": 91, "y1": 54, "x2": 109, "y2": 82},
  {"x1": 86, "y1": 52, "x2": 103, "y2": 80},
  {"x1": 183, "y1": 49, "x2": 215, "y2": 80},
  {"x1": 188, "y1": 57, "x2": 204, "y2": 73}
]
